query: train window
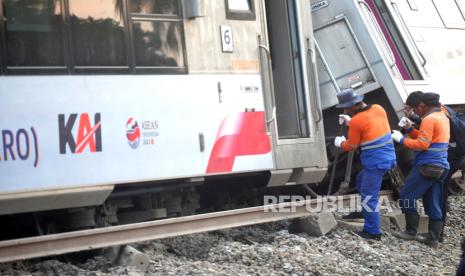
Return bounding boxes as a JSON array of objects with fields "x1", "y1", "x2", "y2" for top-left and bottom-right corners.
[
  {"x1": 3, "y1": 0, "x2": 65, "y2": 67},
  {"x1": 0, "y1": 0, "x2": 187, "y2": 74},
  {"x1": 132, "y1": 20, "x2": 185, "y2": 67},
  {"x1": 225, "y1": 0, "x2": 256, "y2": 20},
  {"x1": 128, "y1": 0, "x2": 185, "y2": 70},
  {"x1": 69, "y1": 0, "x2": 127, "y2": 67},
  {"x1": 130, "y1": 0, "x2": 179, "y2": 15},
  {"x1": 228, "y1": 0, "x2": 250, "y2": 11},
  {"x1": 432, "y1": 0, "x2": 465, "y2": 29}
]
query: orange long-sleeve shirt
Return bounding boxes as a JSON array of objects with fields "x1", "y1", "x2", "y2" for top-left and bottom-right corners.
[
  {"x1": 403, "y1": 109, "x2": 450, "y2": 151},
  {"x1": 341, "y1": 104, "x2": 391, "y2": 152}
]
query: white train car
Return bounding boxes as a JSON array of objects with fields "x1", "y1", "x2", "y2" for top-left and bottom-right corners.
[
  {"x1": 386, "y1": 0, "x2": 465, "y2": 107},
  {"x1": 0, "y1": 0, "x2": 328, "y2": 229},
  {"x1": 311, "y1": 0, "x2": 465, "y2": 116},
  {"x1": 311, "y1": 0, "x2": 465, "y2": 192}
]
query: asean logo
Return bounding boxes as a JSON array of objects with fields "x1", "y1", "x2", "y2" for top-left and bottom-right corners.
[{"x1": 126, "y1": 118, "x2": 140, "y2": 149}]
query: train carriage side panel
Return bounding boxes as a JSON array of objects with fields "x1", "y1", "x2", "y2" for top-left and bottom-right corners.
[
  {"x1": 0, "y1": 0, "x2": 329, "y2": 214},
  {"x1": 390, "y1": 0, "x2": 465, "y2": 106},
  {"x1": 0, "y1": 74, "x2": 272, "y2": 194},
  {"x1": 0, "y1": 0, "x2": 274, "y2": 214}
]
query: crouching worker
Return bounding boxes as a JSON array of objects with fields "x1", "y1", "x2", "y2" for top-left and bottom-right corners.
[
  {"x1": 392, "y1": 93, "x2": 450, "y2": 248},
  {"x1": 334, "y1": 89, "x2": 397, "y2": 240}
]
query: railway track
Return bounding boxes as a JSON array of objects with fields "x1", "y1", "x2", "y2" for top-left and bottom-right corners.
[{"x1": 0, "y1": 191, "x2": 393, "y2": 263}]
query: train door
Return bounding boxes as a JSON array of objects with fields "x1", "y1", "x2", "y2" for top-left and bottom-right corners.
[{"x1": 259, "y1": 0, "x2": 328, "y2": 186}]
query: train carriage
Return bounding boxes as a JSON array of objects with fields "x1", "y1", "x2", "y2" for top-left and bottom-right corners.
[
  {"x1": 311, "y1": 0, "x2": 465, "y2": 116},
  {"x1": 0, "y1": 0, "x2": 327, "y2": 223},
  {"x1": 311, "y1": 0, "x2": 465, "y2": 189}
]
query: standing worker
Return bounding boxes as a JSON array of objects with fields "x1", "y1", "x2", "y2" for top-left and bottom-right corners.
[
  {"x1": 401, "y1": 91, "x2": 464, "y2": 242},
  {"x1": 334, "y1": 89, "x2": 397, "y2": 240},
  {"x1": 392, "y1": 92, "x2": 450, "y2": 248}
]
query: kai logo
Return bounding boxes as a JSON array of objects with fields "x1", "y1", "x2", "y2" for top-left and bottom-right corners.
[{"x1": 59, "y1": 113, "x2": 102, "y2": 154}]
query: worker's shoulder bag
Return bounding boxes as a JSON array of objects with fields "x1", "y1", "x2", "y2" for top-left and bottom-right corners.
[
  {"x1": 418, "y1": 164, "x2": 445, "y2": 180},
  {"x1": 444, "y1": 106, "x2": 465, "y2": 156}
]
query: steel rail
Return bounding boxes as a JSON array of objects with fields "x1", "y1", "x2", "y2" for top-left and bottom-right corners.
[{"x1": 0, "y1": 191, "x2": 393, "y2": 263}]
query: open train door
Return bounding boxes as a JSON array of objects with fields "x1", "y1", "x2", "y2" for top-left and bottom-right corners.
[{"x1": 259, "y1": 0, "x2": 328, "y2": 186}]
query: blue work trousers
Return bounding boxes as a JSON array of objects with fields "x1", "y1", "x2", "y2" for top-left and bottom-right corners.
[
  {"x1": 399, "y1": 166, "x2": 448, "y2": 221},
  {"x1": 356, "y1": 167, "x2": 389, "y2": 235}
]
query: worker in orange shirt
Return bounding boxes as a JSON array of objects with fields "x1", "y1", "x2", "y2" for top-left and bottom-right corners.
[
  {"x1": 334, "y1": 89, "x2": 397, "y2": 240},
  {"x1": 392, "y1": 92, "x2": 450, "y2": 248},
  {"x1": 402, "y1": 91, "x2": 464, "y2": 242}
]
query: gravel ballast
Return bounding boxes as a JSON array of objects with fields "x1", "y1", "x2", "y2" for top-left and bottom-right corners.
[{"x1": 1, "y1": 195, "x2": 464, "y2": 275}]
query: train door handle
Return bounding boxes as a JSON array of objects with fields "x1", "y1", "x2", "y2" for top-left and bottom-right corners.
[
  {"x1": 306, "y1": 38, "x2": 323, "y2": 125},
  {"x1": 266, "y1": 106, "x2": 276, "y2": 125},
  {"x1": 258, "y1": 35, "x2": 277, "y2": 131}
]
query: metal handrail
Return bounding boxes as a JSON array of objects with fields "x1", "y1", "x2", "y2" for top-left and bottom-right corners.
[{"x1": 313, "y1": 38, "x2": 341, "y2": 94}]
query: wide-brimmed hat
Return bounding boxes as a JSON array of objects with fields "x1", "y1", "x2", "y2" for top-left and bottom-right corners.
[{"x1": 336, "y1": 89, "x2": 364, "y2": 108}]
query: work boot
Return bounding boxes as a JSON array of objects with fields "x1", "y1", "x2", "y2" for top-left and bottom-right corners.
[
  {"x1": 355, "y1": 231, "x2": 381, "y2": 241},
  {"x1": 438, "y1": 219, "x2": 446, "y2": 243},
  {"x1": 415, "y1": 233, "x2": 427, "y2": 243},
  {"x1": 437, "y1": 226, "x2": 444, "y2": 243},
  {"x1": 420, "y1": 220, "x2": 443, "y2": 248},
  {"x1": 393, "y1": 213, "x2": 419, "y2": 240},
  {"x1": 342, "y1": 211, "x2": 363, "y2": 220}
]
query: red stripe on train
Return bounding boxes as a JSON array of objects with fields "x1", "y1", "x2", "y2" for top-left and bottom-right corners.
[{"x1": 206, "y1": 112, "x2": 271, "y2": 173}]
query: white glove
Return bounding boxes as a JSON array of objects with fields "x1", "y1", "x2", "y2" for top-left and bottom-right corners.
[
  {"x1": 334, "y1": 136, "x2": 346, "y2": 148},
  {"x1": 391, "y1": 130, "x2": 404, "y2": 143},
  {"x1": 339, "y1": 114, "x2": 351, "y2": 126},
  {"x1": 398, "y1": 117, "x2": 412, "y2": 129}
]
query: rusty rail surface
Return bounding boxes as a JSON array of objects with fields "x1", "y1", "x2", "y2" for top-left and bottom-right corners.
[{"x1": 0, "y1": 191, "x2": 393, "y2": 263}]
